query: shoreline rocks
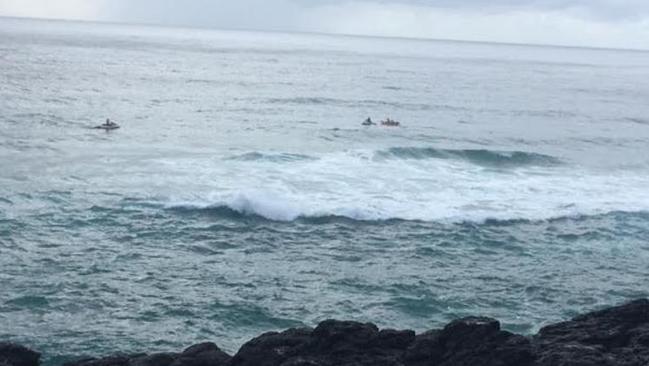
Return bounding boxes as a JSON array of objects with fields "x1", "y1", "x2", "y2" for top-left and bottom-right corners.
[{"x1": 2, "y1": 299, "x2": 648, "y2": 366}]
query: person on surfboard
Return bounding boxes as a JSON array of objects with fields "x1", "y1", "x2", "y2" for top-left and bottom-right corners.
[{"x1": 362, "y1": 117, "x2": 375, "y2": 126}]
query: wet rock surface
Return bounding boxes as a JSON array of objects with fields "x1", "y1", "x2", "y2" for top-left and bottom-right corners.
[
  {"x1": 0, "y1": 343, "x2": 41, "y2": 366},
  {"x1": 533, "y1": 299, "x2": 649, "y2": 366},
  {"x1": 2, "y1": 299, "x2": 647, "y2": 366}
]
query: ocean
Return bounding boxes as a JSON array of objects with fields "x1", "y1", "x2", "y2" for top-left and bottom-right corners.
[{"x1": 1, "y1": 17, "x2": 648, "y2": 365}]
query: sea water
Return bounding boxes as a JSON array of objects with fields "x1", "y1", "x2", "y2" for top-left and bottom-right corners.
[{"x1": 1, "y1": 17, "x2": 649, "y2": 365}]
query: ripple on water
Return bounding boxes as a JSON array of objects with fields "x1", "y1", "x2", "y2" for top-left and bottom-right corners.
[{"x1": 4, "y1": 295, "x2": 50, "y2": 310}]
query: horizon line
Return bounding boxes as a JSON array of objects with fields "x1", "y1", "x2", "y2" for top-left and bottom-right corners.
[{"x1": 2, "y1": 14, "x2": 648, "y2": 54}]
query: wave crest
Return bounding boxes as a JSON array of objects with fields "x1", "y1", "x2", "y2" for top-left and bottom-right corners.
[
  {"x1": 166, "y1": 199, "x2": 649, "y2": 225},
  {"x1": 375, "y1": 147, "x2": 561, "y2": 167},
  {"x1": 224, "y1": 147, "x2": 561, "y2": 168},
  {"x1": 225, "y1": 152, "x2": 316, "y2": 163},
  {"x1": 168, "y1": 193, "x2": 303, "y2": 222}
]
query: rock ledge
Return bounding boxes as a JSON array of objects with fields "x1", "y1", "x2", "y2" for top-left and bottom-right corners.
[{"x1": 2, "y1": 299, "x2": 648, "y2": 366}]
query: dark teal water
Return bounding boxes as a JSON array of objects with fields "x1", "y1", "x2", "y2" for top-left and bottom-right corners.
[{"x1": 1, "y1": 17, "x2": 649, "y2": 365}]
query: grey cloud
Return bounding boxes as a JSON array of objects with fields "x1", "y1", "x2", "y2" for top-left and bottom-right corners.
[
  {"x1": 90, "y1": 0, "x2": 649, "y2": 31},
  {"x1": 98, "y1": 0, "x2": 649, "y2": 26},
  {"x1": 101, "y1": 0, "x2": 301, "y2": 30},
  {"x1": 297, "y1": 0, "x2": 649, "y2": 21},
  {"x1": 2, "y1": 0, "x2": 648, "y2": 48}
]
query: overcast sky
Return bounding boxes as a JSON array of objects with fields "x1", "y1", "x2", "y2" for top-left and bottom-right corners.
[{"x1": 1, "y1": 0, "x2": 648, "y2": 49}]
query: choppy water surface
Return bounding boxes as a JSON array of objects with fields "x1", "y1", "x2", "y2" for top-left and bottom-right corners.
[{"x1": 1, "y1": 17, "x2": 649, "y2": 365}]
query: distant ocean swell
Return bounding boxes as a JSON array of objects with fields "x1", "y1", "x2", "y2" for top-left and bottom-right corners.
[
  {"x1": 225, "y1": 146, "x2": 562, "y2": 167},
  {"x1": 373, "y1": 147, "x2": 561, "y2": 167}
]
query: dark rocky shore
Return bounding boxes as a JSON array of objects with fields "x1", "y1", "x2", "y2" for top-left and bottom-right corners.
[{"x1": 2, "y1": 299, "x2": 648, "y2": 366}]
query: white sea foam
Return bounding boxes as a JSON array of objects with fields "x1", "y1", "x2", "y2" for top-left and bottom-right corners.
[{"x1": 161, "y1": 148, "x2": 649, "y2": 222}]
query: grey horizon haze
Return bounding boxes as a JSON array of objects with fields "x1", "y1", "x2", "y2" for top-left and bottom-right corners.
[{"x1": 1, "y1": 0, "x2": 649, "y2": 49}]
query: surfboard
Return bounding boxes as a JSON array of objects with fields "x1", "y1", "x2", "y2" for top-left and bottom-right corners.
[{"x1": 94, "y1": 124, "x2": 120, "y2": 130}]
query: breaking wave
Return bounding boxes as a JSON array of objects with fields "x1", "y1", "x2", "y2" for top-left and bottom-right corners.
[
  {"x1": 161, "y1": 184, "x2": 649, "y2": 224},
  {"x1": 167, "y1": 200, "x2": 649, "y2": 225}
]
